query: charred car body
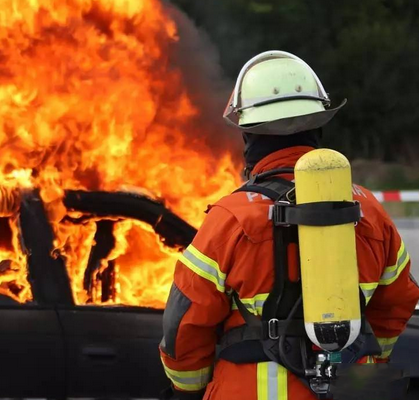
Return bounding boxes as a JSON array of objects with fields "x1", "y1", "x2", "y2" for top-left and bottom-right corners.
[
  {"x1": 0, "y1": 190, "x2": 416, "y2": 399},
  {"x1": 0, "y1": 190, "x2": 193, "y2": 399}
]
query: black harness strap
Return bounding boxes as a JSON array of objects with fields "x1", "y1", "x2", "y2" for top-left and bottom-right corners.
[
  {"x1": 235, "y1": 176, "x2": 294, "y2": 201},
  {"x1": 220, "y1": 293, "x2": 307, "y2": 346},
  {"x1": 231, "y1": 291, "x2": 264, "y2": 338},
  {"x1": 274, "y1": 201, "x2": 361, "y2": 227},
  {"x1": 234, "y1": 172, "x2": 301, "y2": 324},
  {"x1": 263, "y1": 220, "x2": 302, "y2": 320},
  {"x1": 219, "y1": 292, "x2": 270, "y2": 364}
]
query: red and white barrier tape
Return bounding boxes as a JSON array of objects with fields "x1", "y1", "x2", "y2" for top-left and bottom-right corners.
[{"x1": 372, "y1": 191, "x2": 419, "y2": 202}]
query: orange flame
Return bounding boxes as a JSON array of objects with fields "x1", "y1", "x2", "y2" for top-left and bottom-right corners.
[{"x1": 0, "y1": 0, "x2": 241, "y2": 307}]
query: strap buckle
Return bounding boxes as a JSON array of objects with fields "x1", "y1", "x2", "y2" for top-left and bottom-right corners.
[
  {"x1": 268, "y1": 318, "x2": 280, "y2": 339},
  {"x1": 273, "y1": 201, "x2": 293, "y2": 227}
]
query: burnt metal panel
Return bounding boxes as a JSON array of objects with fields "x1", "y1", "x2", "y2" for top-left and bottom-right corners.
[
  {"x1": 0, "y1": 306, "x2": 65, "y2": 398},
  {"x1": 391, "y1": 311, "x2": 419, "y2": 378},
  {"x1": 59, "y1": 306, "x2": 168, "y2": 398},
  {"x1": 84, "y1": 220, "x2": 116, "y2": 302},
  {"x1": 64, "y1": 190, "x2": 197, "y2": 248},
  {"x1": 407, "y1": 381, "x2": 419, "y2": 399},
  {"x1": 19, "y1": 190, "x2": 74, "y2": 306}
]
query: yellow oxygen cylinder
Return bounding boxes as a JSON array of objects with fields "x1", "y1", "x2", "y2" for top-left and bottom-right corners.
[{"x1": 294, "y1": 149, "x2": 361, "y2": 352}]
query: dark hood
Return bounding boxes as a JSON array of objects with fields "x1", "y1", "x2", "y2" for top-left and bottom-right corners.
[{"x1": 243, "y1": 129, "x2": 322, "y2": 172}]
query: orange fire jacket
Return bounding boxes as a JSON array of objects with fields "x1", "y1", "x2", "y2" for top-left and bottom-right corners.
[{"x1": 160, "y1": 146, "x2": 419, "y2": 396}]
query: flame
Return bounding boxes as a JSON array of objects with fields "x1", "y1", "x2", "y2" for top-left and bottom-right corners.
[{"x1": 0, "y1": 0, "x2": 241, "y2": 307}]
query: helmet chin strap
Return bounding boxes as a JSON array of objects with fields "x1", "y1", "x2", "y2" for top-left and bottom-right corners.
[
  {"x1": 243, "y1": 165, "x2": 254, "y2": 180},
  {"x1": 237, "y1": 94, "x2": 331, "y2": 113}
]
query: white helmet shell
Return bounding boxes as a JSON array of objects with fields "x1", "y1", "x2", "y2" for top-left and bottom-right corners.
[{"x1": 224, "y1": 51, "x2": 346, "y2": 135}]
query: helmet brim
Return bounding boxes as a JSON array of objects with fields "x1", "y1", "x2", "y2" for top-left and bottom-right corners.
[{"x1": 224, "y1": 99, "x2": 347, "y2": 135}]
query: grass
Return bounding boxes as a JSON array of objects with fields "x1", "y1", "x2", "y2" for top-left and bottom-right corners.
[{"x1": 382, "y1": 203, "x2": 419, "y2": 218}]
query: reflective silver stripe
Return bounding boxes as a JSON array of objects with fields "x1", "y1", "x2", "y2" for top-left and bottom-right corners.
[
  {"x1": 257, "y1": 362, "x2": 287, "y2": 400},
  {"x1": 380, "y1": 242, "x2": 410, "y2": 285},
  {"x1": 268, "y1": 362, "x2": 278, "y2": 400},
  {"x1": 179, "y1": 245, "x2": 226, "y2": 292},
  {"x1": 376, "y1": 336, "x2": 398, "y2": 358},
  {"x1": 380, "y1": 343, "x2": 395, "y2": 353},
  {"x1": 182, "y1": 249, "x2": 225, "y2": 288},
  {"x1": 359, "y1": 282, "x2": 378, "y2": 305},
  {"x1": 361, "y1": 287, "x2": 375, "y2": 301},
  {"x1": 161, "y1": 360, "x2": 212, "y2": 391},
  {"x1": 246, "y1": 300, "x2": 265, "y2": 315},
  {"x1": 231, "y1": 293, "x2": 269, "y2": 315},
  {"x1": 165, "y1": 371, "x2": 211, "y2": 385},
  {"x1": 366, "y1": 355, "x2": 375, "y2": 364}
]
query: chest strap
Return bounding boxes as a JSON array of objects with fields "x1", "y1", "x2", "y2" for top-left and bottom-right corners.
[{"x1": 273, "y1": 200, "x2": 361, "y2": 227}]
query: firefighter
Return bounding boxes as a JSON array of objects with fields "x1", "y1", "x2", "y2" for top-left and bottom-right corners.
[{"x1": 159, "y1": 51, "x2": 419, "y2": 400}]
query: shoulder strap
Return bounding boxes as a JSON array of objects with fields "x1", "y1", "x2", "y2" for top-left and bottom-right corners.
[
  {"x1": 263, "y1": 220, "x2": 302, "y2": 321},
  {"x1": 235, "y1": 177, "x2": 294, "y2": 202},
  {"x1": 234, "y1": 168, "x2": 295, "y2": 202},
  {"x1": 233, "y1": 170, "x2": 302, "y2": 322}
]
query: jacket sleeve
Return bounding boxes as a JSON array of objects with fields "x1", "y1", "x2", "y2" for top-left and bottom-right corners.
[
  {"x1": 359, "y1": 219, "x2": 419, "y2": 360},
  {"x1": 159, "y1": 205, "x2": 242, "y2": 392}
]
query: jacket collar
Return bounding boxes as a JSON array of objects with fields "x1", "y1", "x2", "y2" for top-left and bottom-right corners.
[{"x1": 252, "y1": 146, "x2": 315, "y2": 175}]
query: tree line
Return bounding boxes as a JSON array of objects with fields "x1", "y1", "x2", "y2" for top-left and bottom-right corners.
[{"x1": 171, "y1": 0, "x2": 419, "y2": 164}]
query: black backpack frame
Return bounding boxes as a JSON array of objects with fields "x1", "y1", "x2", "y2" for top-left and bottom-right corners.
[{"x1": 218, "y1": 168, "x2": 378, "y2": 373}]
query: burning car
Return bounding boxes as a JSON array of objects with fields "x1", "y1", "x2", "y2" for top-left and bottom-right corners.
[
  {"x1": 0, "y1": 0, "x2": 239, "y2": 397},
  {"x1": 0, "y1": 188, "x2": 196, "y2": 399}
]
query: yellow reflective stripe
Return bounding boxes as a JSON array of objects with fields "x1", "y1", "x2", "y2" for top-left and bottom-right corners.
[
  {"x1": 257, "y1": 363, "x2": 268, "y2": 400},
  {"x1": 376, "y1": 337, "x2": 399, "y2": 358},
  {"x1": 187, "y1": 245, "x2": 223, "y2": 274},
  {"x1": 161, "y1": 359, "x2": 212, "y2": 391},
  {"x1": 179, "y1": 245, "x2": 226, "y2": 292},
  {"x1": 257, "y1": 362, "x2": 288, "y2": 400},
  {"x1": 359, "y1": 282, "x2": 379, "y2": 305},
  {"x1": 380, "y1": 242, "x2": 410, "y2": 285},
  {"x1": 231, "y1": 293, "x2": 269, "y2": 315}
]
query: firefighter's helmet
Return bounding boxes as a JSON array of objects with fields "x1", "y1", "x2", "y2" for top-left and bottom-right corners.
[{"x1": 223, "y1": 51, "x2": 346, "y2": 135}]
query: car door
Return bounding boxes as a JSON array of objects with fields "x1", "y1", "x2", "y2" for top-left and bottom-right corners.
[
  {"x1": 0, "y1": 302, "x2": 66, "y2": 398},
  {"x1": 391, "y1": 310, "x2": 419, "y2": 376},
  {"x1": 58, "y1": 305, "x2": 169, "y2": 398},
  {"x1": 0, "y1": 193, "x2": 70, "y2": 398}
]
